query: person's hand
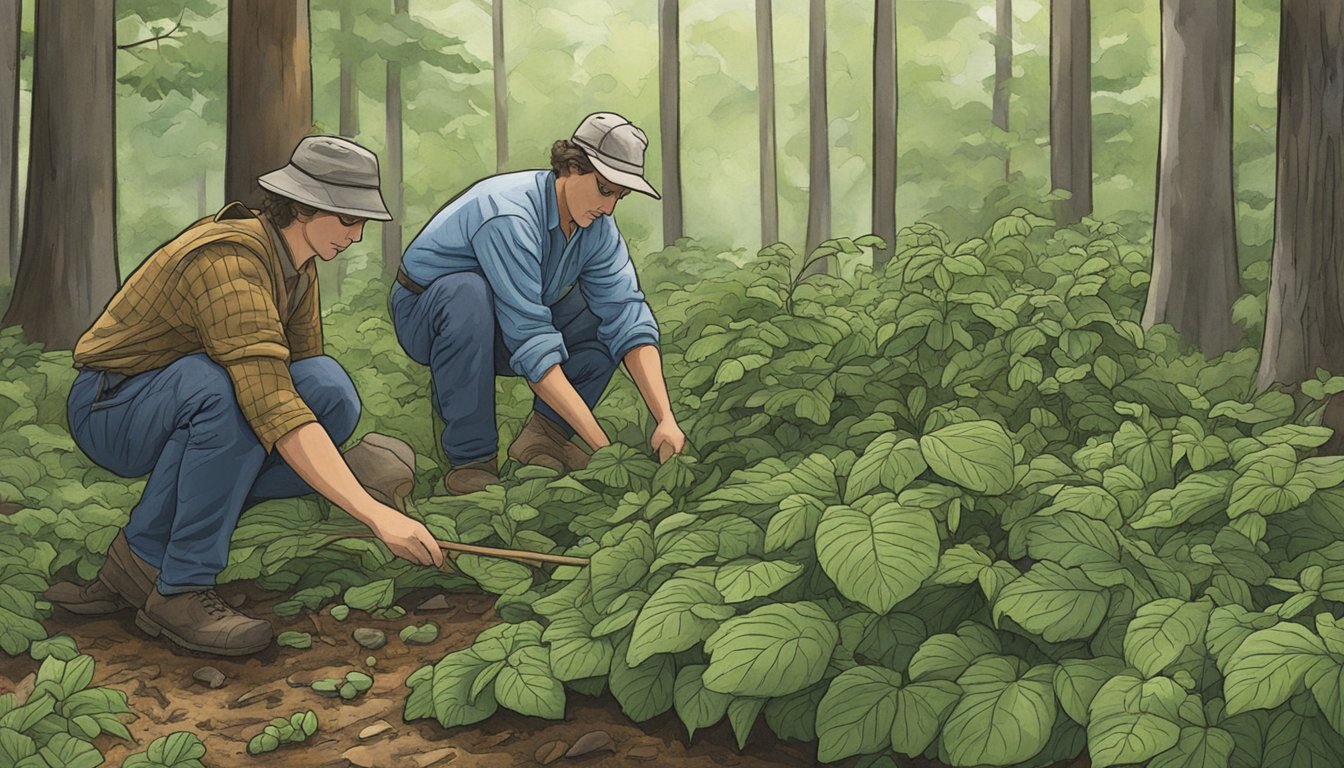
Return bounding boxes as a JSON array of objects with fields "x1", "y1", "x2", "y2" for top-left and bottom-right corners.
[
  {"x1": 370, "y1": 508, "x2": 444, "y2": 567},
  {"x1": 650, "y1": 418, "x2": 686, "y2": 463}
]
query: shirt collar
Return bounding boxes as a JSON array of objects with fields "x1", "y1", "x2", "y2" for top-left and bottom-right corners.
[
  {"x1": 544, "y1": 170, "x2": 560, "y2": 233},
  {"x1": 259, "y1": 213, "x2": 300, "y2": 280}
]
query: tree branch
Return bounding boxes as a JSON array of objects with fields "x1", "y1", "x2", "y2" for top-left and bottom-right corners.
[{"x1": 116, "y1": 11, "x2": 185, "y2": 51}]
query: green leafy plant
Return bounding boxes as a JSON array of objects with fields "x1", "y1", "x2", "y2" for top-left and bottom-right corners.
[{"x1": 246, "y1": 710, "x2": 318, "y2": 755}]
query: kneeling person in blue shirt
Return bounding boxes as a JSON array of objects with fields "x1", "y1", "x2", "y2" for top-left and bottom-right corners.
[{"x1": 392, "y1": 112, "x2": 686, "y2": 494}]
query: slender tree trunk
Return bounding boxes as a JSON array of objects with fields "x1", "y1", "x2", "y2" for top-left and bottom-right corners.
[
  {"x1": 382, "y1": 0, "x2": 406, "y2": 275},
  {"x1": 659, "y1": 0, "x2": 683, "y2": 246},
  {"x1": 1, "y1": 0, "x2": 118, "y2": 348},
  {"x1": 1258, "y1": 2, "x2": 1344, "y2": 394},
  {"x1": 872, "y1": 0, "x2": 897, "y2": 269},
  {"x1": 493, "y1": 0, "x2": 507, "y2": 172},
  {"x1": 339, "y1": 0, "x2": 358, "y2": 138},
  {"x1": 198, "y1": 172, "x2": 209, "y2": 218},
  {"x1": 1143, "y1": 0, "x2": 1240, "y2": 356},
  {"x1": 803, "y1": 0, "x2": 831, "y2": 269},
  {"x1": 756, "y1": 0, "x2": 778, "y2": 249},
  {"x1": 1049, "y1": 0, "x2": 1092, "y2": 226},
  {"x1": 993, "y1": 0, "x2": 1012, "y2": 132},
  {"x1": 226, "y1": 0, "x2": 312, "y2": 208},
  {"x1": 1, "y1": 0, "x2": 19, "y2": 280}
]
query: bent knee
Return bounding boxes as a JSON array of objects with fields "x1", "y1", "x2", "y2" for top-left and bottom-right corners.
[{"x1": 293, "y1": 356, "x2": 361, "y2": 440}]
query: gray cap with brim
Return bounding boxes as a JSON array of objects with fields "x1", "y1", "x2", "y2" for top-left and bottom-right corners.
[
  {"x1": 257, "y1": 135, "x2": 393, "y2": 221},
  {"x1": 572, "y1": 112, "x2": 661, "y2": 200}
]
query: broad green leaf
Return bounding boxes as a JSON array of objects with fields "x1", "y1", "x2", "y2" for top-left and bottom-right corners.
[
  {"x1": 627, "y1": 577, "x2": 725, "y2": 666},
  {"x1": 714, "y1": 559, "x2": 803, "y2": 603},
  {"x1": 590, "y1": 523, "x2": 654, "y2": 611},
  {"x1": 940, "y1": 658, "x2": 1055, "y2": 767},
  {"x1": 816, "y1": 501, "x2": 939, "y2": 614},
  {"x1": 919, "y1": 420, "x2": 1016, "y2": 495},
  {"x1": 891, "y1": 679, "x2": 961, "y2": 756},
  {"x1": 993, "y1": 563, "x2": 1109, "y2": 642},
  {"x1": 1088, "y1": 675, "x2": 1183, "y2": 768},
  {"x1": 1223, "y1": 623, "x2": 1331, "y2": 716},
  {"x1": 1054, "y1": 657, "x2": 1126, "y2": 725},
  {"x1": 673, "y1": 665, "x2": 730, "y2": 740},
  {"x1": 815, "y1": 666, "x2": 902, "y2": 762},
  {"x1": 541, "y1": 614, "x2": 613, "y2": 682},
  {"x1": 343, "y1": 579, "x2": 395, "y2": 612},
  {"x1": 493, "y1": 646, "x2": 564, "y2": 719},
  {"x1": 403, "y1": 648, "x2": 498, "y2": 727},
  {"x1": 703, "y1": 602, "x2": 838, "y2": 698},
  {"x1": 846, "y1": 433, "x2": 926, "y2": 503},
  {"x1": 610, "y1": 639, "x2": 676, "y2": 723},
  {"x1": 1125, "y1": 599, "x2": 1213, "y2": 678},
  {"x1": 931, "y1": 544, "x2": 992, "y2": 586},
  {"x1": 764, "y1": 494, "x2": 825, "y2": 552}
]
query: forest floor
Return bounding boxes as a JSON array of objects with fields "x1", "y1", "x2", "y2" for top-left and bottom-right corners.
[{"x1": 0, "y1": 581, "x2": 822, "y2": 768}]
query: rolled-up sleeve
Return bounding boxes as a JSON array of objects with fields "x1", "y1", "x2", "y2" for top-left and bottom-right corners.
[
  {"x1": 180, "y1": 245, "x2": 317, "y2": 452},
  {"x1": 580, "y1": 233, "x2": 660, "y2": 360},
  {"x1": 471, "y1": 216, "x2": 568, "y2": 382}
]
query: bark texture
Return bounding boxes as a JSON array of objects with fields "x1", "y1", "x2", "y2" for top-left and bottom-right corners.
[
  {"x1": 2, "y1": 0, "x2": 119, "y2": 349},
  {"x1": 382, "y1": 0, "x2": 407, "y2": 275},
  {"x1": 804, "y1": 0, "x2": 831, "y2": 266},
  {"x1": 659, "y1": 0, "x2": 683, "y2": 246},
  {"x1": 756, "y1": 0, "x2": 778, "y2": 248},
  {"x1": 1, "y1": 0, "x2": 19, "y2": 279},
  {"x1": 339, "y1": 0, "x2": 358, "y2": 138},
  {"x1": 225, "y1": 0, "x2": 313, "y2": 208},
  {"x1": 1049, "y1": 0, "x2": 1092, "y2": 225},
  {"x1": 872, "y1": 0, "x2": 897, "y2": 269},
  {"x1": 493, "y1": 0, "x2": 507, "y2": 172},
  {"x1": 993, "y1": 0, "x2": 1012, "y2": 131},
  {"x1": 1258, "y1": 2, "x2": 1344, "y2": 392},
  {"x1": 1143, "y1": 0, "x2": 1241, "y2": 356}
]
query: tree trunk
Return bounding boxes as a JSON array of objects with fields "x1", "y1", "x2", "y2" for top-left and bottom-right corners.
[
  {"x1": 225, "y1": 0, "x2": 312, "y2": 208},
  {"x1": 382, "y1": 0, "x2": 406, "y2": 276},
  {"x1": 872, "y1": 0, "x2": 896, "y2": 269},
  {"x1": 803, "y1": 0, "x2": 831, "y2": 269},
  {"x1": 1, "y1": 0, "x2": 118, "y2": 348},
  {"x1": 197, "y1": 172, "x2": 209, "y2": 218},
  {"x1": 659, "y1": 0, "x2": 683, "y2": 246},
  {"x1": 1258, "y1": 2, "x2": 1344, "y2": 393},
  {"x1": 339, "y1": 0, "x2": 358, "y2": 138},
  {"x1": 1049, "y1": 0, "x2": 1092, "y2": 226},
  {"x1": 1, "y1": 0, "x2": 19, "y2": 280},
  {"x1": 756, "y1": 0, "x2": 778, "y2": 249},
  {"x1": 493, "y1": 0, "x2": 507, "y2": 172},
  {"x1": 993, "y1": 0, "x2": 1012, "y2": 132},
  {"x1": 1143, "y1": 0, "x2": 1240, "y2": 356}
]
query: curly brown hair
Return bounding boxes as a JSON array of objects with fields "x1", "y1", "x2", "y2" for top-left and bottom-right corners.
[
  {"x1": 259, "y1": 190, "x2": 319, "y2": 228},
  {"x1": 549, "y1": 140, "x2": 596, "y2": 177}
]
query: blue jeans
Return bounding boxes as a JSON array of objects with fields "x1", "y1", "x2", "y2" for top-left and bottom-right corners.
[
  {"x1": 66, "y1": 353, "x2": 360, "y2": 594},
  {"x1": 389, "y1": 271, "x2": 618, "y2": 464}
]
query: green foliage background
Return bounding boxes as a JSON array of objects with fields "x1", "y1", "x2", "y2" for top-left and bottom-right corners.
[{"x1": 1, "y1": 2, "x2": 1328, "y2": 768}]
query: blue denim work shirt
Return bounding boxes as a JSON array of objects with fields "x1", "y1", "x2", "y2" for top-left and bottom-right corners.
[{"x1": 401, "y1": 170, "x2": 660, "y2": 383}]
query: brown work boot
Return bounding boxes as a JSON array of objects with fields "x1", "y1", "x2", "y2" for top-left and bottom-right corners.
[
  {"x1": 343, "y1": 432, "x2": 417, "y2": 510},
  {"x1": 45, "y1": 530, "x2": 159, "y2": 614},
  {"x1": 136, "y1": 588, "x2": 273, "y2": 656},
  {"x1": 441, "y1": 455, "x2": 500, "y2": 496},
  {"x1": 507, "y1": 412, "x2": 591, "y2": 472}
]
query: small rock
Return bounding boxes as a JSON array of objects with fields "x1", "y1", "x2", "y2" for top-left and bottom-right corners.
[
  {"x1": 565, "y1": 730, "x2": 615, "y2": 758},
  {"x1": 359, "y1": 720, "x2": 393, "y2": 740},
  {"x1": 232, "y1": 685, "x2": 280, "y2": 707},
  {"x1": 534, "y1": 740, "x2": 567, "y2": 765},
  {"x1": 354, "y1": 628, "x2": 387, "y2": 650},
  {"x1": 413, "y1": 747, "x2": 459, "y2": 767},
  {"x1": 626, "y1": 743, "x2": 658, "y2": 761},
  {"x1": 192, "y1": 666, "x2": 226, "y2": 689},
  {"x1": 13, "y1": 673, "x2": 35, "y2": 702},
  {"x1": 0, "y1": 501, "x2": 21, "y2": 516},
  {"x1": 416, "y1": 595, "x2": 458, "y2": 613}
]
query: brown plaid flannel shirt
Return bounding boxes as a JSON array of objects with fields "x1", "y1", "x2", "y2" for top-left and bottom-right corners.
[{"x1": 73, "y1": 203, "x2": 324, "y2": 452}]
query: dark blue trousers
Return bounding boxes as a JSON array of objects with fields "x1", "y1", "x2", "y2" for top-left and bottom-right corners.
[
  {"x1": 389, "y1": 271, "x2": 618, "y2": 465},
  {"x1": 66, "y1": 353, "x2": 360, "y2": 593}
]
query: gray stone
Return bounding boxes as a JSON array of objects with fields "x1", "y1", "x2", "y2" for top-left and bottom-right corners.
[
  {"x1": 191, "y1": 666, "x2": 226, "y2": 689},
  {"x1": 565, "y1": 730, "x2": 615, "y2": 758},
  {"x1": 358, "y1": 720, "x2": 394, "y2": 740},
  {"x1": 354, "y1": 628, "x2": 387, "y2": 650},
  {"x1": 534, "y1": 740, "x2": 567, "y2": 765}
]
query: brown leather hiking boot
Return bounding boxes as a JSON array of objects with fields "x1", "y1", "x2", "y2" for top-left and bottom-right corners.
[
  {"x1": 343, "y1": 432, "x2": 417, "y2": 510},
  {"x1": 45, "y1": 530, "x2": 159, "y2": 614},
  {"x1": 441, "y1": 455, "x2": 500, "y2": 496},
  {"x1": 507, "y1": 412, "x2": 591, "y2": 472},
  {"x1": 136, "y1": 588, "x2": 273, "y2": 656}
]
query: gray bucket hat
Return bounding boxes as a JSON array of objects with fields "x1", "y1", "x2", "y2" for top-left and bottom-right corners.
[
  {"x1": 257, "y1": 135, "x2": 393, "y2": 221},
  {"x1": 571, "y1": 112, "x2": 660, "y2": 200}
]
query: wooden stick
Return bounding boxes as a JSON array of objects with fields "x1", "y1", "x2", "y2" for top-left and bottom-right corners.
[{"x1": 328, "y1": 533, "x2": 588, "y2": 569}]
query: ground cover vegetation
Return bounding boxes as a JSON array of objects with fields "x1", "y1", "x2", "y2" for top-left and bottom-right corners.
[{"x1": 5, "y1": 209, "x2": 1344, "y2": 766}]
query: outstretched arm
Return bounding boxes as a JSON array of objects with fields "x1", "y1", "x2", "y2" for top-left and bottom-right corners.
[{"x1": 623, "y1": 344, "x2": 685, "y2": 462}]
